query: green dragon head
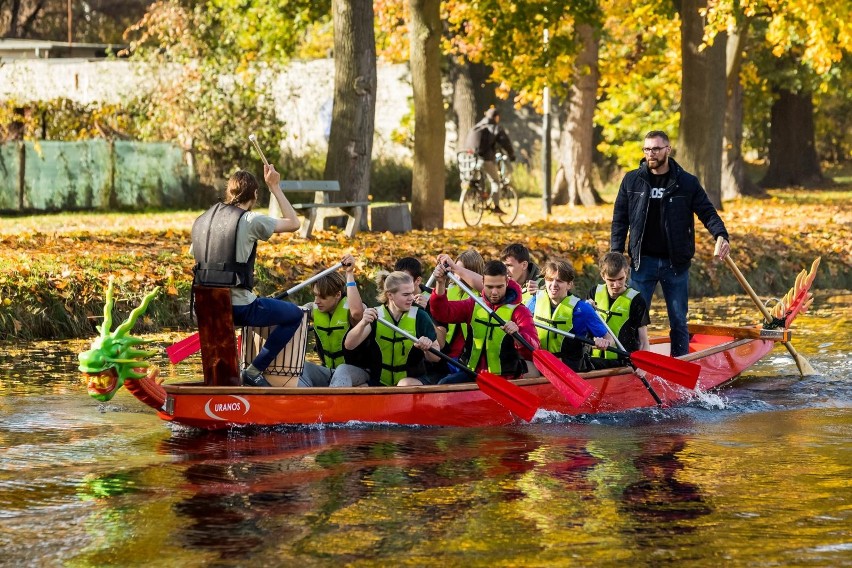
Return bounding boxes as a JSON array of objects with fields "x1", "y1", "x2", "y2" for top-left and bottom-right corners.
[{"x1": 78, "y1": 277, "x2": 161, "y2": 401}]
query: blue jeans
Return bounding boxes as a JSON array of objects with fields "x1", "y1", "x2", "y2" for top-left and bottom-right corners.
[
  {"x1": 631, "y1": 256, "x2": 690, "y2": 357},
  {"x1": 438, "y1": 370, "x2": 475, "y2": 385},
  {"x1": 232, "y1": 298, "x2": 303, "y2": 373}
]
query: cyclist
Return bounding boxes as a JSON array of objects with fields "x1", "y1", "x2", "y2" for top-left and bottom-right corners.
[{"x1": 465, "y1": 107, "x2": 517, "y2": 215}]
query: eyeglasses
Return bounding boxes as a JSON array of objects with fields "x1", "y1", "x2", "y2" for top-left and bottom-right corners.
[{"x1": 642, "y1": 146, "x2": 669, "y2": 155}]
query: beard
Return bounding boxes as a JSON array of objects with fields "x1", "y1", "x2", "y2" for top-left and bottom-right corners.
[{"x1": 647, "y1": 155, "x2": 668, "y2": 170}]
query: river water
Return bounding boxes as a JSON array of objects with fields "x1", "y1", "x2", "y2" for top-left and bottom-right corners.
[{"x1": 1, "y1": 293, "x2": 850, "y2": 566}]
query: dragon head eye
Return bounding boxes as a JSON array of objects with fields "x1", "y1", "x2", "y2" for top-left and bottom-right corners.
[{"x1": 78, "y1": 349, "x2": 108, "y2": 372}]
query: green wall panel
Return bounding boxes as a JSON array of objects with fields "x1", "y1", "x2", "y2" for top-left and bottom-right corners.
[
  {"x1": 113, "y1": 141, "x2": 189, "y2": 208},
  {"x1": 0, "y1": 143, "x2": 22, "y2": 211},
  {"x1": 23, "y1": 140, "x2": 111, "y2": 210}
]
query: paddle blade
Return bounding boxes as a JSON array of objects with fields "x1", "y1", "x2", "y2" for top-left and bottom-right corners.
[
  {"x1": 532, "y1": 350, "x2": 594, "y2": 408},
  {"x1": 629, "y1": 350, "x2": 700, "y2": 390},
  {"x1": 476, "y1": 372, "x2": 541, "y2": 422},
  {"x1": 166, "y1": 333, "x2": 201, "y2": 364}
]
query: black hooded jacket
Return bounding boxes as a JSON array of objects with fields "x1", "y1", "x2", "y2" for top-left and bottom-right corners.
[
  {"x1": 610, "y1": 157, "x2": 729, "y2": 271},
  {"x1": 466, "y1": 117, "x2": 516, "y2": 162}
]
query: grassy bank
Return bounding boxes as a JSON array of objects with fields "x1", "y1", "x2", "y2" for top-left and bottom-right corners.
[{"x1": 1, "y1": 187, "x2": 849, "y2": 340}]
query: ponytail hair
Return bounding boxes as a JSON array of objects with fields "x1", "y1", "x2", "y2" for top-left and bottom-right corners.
[
  {"x1": 376, "y1": 270, "x2": 413, "y2": 305},
  {"x1": 224, "y1": 170, "x2": 259, "y2": 206}
]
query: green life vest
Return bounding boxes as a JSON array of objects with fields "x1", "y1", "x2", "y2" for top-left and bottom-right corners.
[
  {"x1": 465, "y1": 302, "x2": 521, "y2": 376},
  {"x1": 375, "y1": 305, "x2": 419, "y2": 386},
  {"x1": 444, "y1": 284, "x2": 469, "y2": 345},
  {"x1": 592, "y1": 285, "x2": 639, "y2": 359},
  {"x1": 533, "y1": 290, "x2": 579, "y2": 354},
  {"x1": 312, "y1": 298, "x2": 351, "y2": 369}
]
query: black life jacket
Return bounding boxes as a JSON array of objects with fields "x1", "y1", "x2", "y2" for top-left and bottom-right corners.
[{"x1": 191, "y1": 202, "x2": 256, "y2": 290}]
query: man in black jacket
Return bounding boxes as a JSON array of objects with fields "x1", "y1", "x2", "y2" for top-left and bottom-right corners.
[
  {"x1": 466, "y1": 107, "x2": 516, "y2": 214},
  {"x1": 610, "y1": 130, "x2": 730, "y2": 357}
]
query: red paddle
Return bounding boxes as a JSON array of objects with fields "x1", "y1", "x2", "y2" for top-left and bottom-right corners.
[
  {"x1": 166, "y1": 262, "x2": 344, "y2": 364},
  {"x1": 534, "y1": 320, "x2": 700, "y2": 390},
  {"x1": 444, "y1": 270, "x2": 594, "y2": 408},
  {"x1": 375, "y1": 316, "x2": 540, "y2": 422}
]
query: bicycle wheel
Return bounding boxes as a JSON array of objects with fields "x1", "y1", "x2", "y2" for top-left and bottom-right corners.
[
  {"x1": 497, "y1": 184, "x2": 519, "y2": 225},
  {"x1": 460, "y1": 185, "x2": 485, "y2": 227}
]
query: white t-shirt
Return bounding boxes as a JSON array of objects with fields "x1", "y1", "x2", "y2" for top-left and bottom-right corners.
[{"x1": 231, "y1": 211, "x2": 278, "y2": 306}]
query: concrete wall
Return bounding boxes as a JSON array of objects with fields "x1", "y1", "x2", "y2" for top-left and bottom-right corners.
[
  {"x1": 0, "y1": 140, "x2": 192, "y2": 212},
  {"x1": 0, "y1": 58, "x2": 552, "y2": 163}
]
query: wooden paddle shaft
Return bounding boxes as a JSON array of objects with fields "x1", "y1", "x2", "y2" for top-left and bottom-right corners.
[{"x1": 248, "y1": 134, "x2": 270, "y2": 165}]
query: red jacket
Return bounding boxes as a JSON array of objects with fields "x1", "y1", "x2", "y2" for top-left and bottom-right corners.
[{"x1": 430, "y1": 279, "x2": 539, "y2": 370}]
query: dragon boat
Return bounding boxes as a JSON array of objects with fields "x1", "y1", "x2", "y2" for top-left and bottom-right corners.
[{"x1": 79, "y1": 258, "x2": 820, "y2": 430}]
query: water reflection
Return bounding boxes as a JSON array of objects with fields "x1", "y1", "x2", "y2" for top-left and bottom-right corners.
[{"x1": 619, "y1": 435, "x2": 711, "y2": 532}]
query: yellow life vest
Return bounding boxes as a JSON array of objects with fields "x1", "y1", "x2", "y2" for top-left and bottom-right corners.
[
  {"x1": 465, "y1": 302, "x2": 521, "y2": 376},
  {"x1": 533, "y1": 290, "x2": 579, "y2": 354},
  {"x1": 592, "y1": 285, "x2": 639, "y2": 359},
  {"x1": 312, "y1": 298, "x2": 351, "y2": 369},
  {"x1": 375, "y1": 305, "x2": 419, "y2": 386},
  {"x1": 444, "y1": 284, "x2": 469, "y2": 345}
]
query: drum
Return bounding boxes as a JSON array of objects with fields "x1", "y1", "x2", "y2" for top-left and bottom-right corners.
[{"x1": 239, "y1": 309, "x2": 309, "y2": 387}]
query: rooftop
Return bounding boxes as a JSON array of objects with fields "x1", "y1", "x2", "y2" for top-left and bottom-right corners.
[{"x1": 0, "y1": 38, "x2": 127, "y2": 60}]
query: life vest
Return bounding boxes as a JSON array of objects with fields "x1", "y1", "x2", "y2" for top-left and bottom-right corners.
[
  {"x1": 375, "y1": 305, "x2": 419, "y2": 386},
  {"x1": 533, "y1": 290, "x2": 579, "y2": 354},
  {"x1": 463, "y1": 302, "x2": 523, "y2": 376},
  {"x1": 312, "y1": 298, "x2": 351, "y2": 369},
  {"x1": 191, "y1": 203, "x2": 256, "y2": 290},
  {"x1": 444, "y1": 285, "x2": 469, "y2": 345},
  {"x1": 592, "y1": 285, "x2": 640, "y2": 359}
]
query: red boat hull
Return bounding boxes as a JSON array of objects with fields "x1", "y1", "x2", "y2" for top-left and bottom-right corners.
[{"x1": 129, "y1": 335, "x2": 775, "y2": 429}]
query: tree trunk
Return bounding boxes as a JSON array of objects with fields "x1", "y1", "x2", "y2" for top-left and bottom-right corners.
[
  {"x1": 450, "y1": 58, "x2": 477, "y2": 152},
  {"x1": 678, "y1": 0, "x2": 727, "y2": 209},
  {"x1": 323, "y1": 0, "x2": 376, "y2": 229},
  {"x1": 556, "y1": 23, "x2": 602, "y2": 207},
  {"x1": 6, "y1": 0, "x2": 22, "y2": 37},
  {"x1": 409, "y1": 0, "x2": 446, "y2": 230},
  {"x1": 722, "y1": 20, "x2": 762, "y2": 200},
  {"x1": 760, "y1": 88, "x2": 825, "y2": 188}
]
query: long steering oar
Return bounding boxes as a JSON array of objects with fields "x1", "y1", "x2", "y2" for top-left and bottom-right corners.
[
  {"x1": 715, "y1": 238, "x2": 816, "y2": 376},
  {"x1": 533, "y1": 320, "x2": 699, "y2": 391},
  {"x1": 167, "y1": 262, "x2": 344, "y2": 364},
  {"x1": 443, "y1": 270, "x2": 594, "y2": 408},
  {"x1": 374, "y1": 317, "x2": 541, "y2": 422}
]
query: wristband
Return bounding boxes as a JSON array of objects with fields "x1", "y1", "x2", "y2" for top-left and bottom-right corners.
[{"x1": 346, "y1": 281, "x2": 357, "y2": 287}]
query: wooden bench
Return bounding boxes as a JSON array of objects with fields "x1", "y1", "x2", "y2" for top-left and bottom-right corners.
[{"x1": 270, "y1": 180, "x2": 370, "y2": 239}]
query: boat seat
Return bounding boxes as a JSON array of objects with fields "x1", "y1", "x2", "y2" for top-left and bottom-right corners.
[
  {"x1": 193, "y1": 285, "x2": 240, "y2": 386},
  {"x1": 689, "y1": 333, "x2": 733, "y2": 353}
]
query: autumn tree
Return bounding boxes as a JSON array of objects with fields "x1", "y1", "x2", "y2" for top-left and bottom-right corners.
[
  {"x1": 124, "y1": 0, "x2": 329, "y2": 184},
  {"x1": 409, "y1": 0, "x2": 446, "y2": 229},
  {"x1": 322, "y1": 0, "x2": 376, "y2": 227},
  {"x1": 596, "y1": 0, "x2": 681, "y2": 169},
  {"x1": 704, "y1": 0, "x2": 852, "y2": 190},
  {"x1": 678, "y1": 0, "x2": 727, "y2": 208},
  {"x1": 447, "y1": 0, "x2": 607, "y2": 207}
]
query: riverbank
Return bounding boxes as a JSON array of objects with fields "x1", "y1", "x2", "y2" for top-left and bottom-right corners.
[{"x1": 1, "y1": 188, "x2": 849, "y2": 340}]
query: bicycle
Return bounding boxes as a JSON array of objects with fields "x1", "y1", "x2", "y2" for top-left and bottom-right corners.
[{"x1": 456, "y1": 150, "x2": 520, "y2": 227}]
